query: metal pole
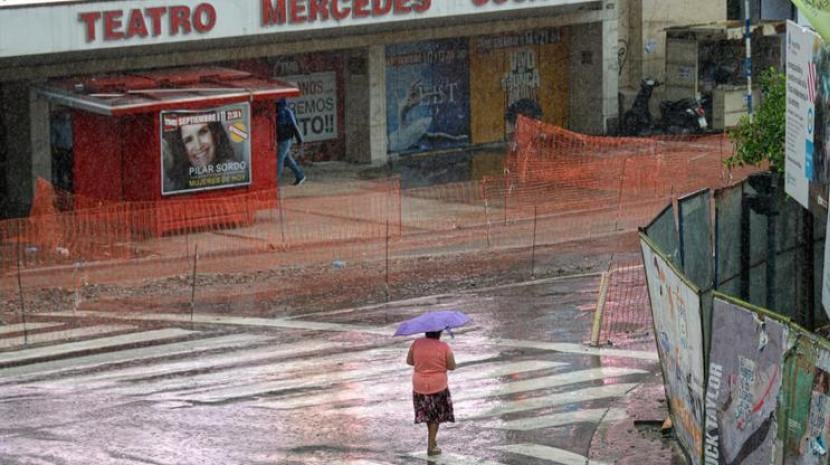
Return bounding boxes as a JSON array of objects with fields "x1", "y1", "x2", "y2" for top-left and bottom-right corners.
[
  {"x1": 531, "y1": 206, "x2": 538, "y2": 279},
  {"x1": 190, "y1": 244, "x2": 199, "y2": 324},
  {"x1": 766, "y1": 200, "x2": 776, "y2": 312},
  {"x1": 15, "y1": 221, "x2": 28, "y2": 345},
  {"x1": 385, "y1": 219, "x2": 390, "y2": 301},
  {"x1": 740, "y1": 195, "x2": 750, "y2": 300},
  {"x1": 744, "y1": 0, "x2": 754, "y2": 120},
  {"x1": 483, "y1": 179, "x2": 491, "y2": 248},
  {"x1": 503, "y1": 173, "x2": 509, "y2": 226},
  {"x1": 804, "y1": 210, "x2": 815, "y2": 331},
  {"x1": 590, "y1": 271, "x2": 611, "y2": 346}
]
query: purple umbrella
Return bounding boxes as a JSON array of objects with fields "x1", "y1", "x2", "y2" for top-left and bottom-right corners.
[{"x1": 393, "y1": 310, "x2": 471, "y2": 337}]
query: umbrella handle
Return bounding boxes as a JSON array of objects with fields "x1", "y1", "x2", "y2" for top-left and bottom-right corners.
[{"x1": 446, "y1": 326, "x2": 455, "y2": 339}]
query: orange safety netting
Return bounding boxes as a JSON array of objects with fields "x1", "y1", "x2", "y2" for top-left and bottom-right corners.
[{"x1": 1, "y1": 117, "x2": 762, "y2": 284}]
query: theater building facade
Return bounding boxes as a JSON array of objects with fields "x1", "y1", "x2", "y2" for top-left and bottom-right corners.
[{"x1": 0, "y1": 0, "x2": 620, "y2": 218}]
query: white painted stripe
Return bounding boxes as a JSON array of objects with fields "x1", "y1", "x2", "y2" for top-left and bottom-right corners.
[
  {"x1": 168, "y1": 351, "x2": 499, "y2": 404},
  {"x1": 0, "y1": 329, "x2": 195, "y2": 365},
  {"x1": 0, "y1": 324, "x2": 133, "y2": 349},
  {"x1": 492, "y1": 444, "x2": 613, "y2": 465},
  {"x1": 461, "y1": 383, "x2": 637, "y2": 419},
  {"x1": 329, "y1": 461, "x2": 397, "y2": 465},
  {"x1": 493, "y1": 339, "x2": 658, "y2": 361},
  {"x1": 407, "y1": 452, "x2": 510, "y2": 465},
  {"x1": 256, "y1": 360, "x2": 567, "y2": 411},
  {"x1": 486, "y1": 408, "x2": 628, "y2": 431},
  {"x1": 58, "y1": 338, "x2": 342, "y2": 386},
  {"x1": 453, "y1": 367, "x2": 647, "y2": 401},
  {"x1": 0, "y1": 334, "x2": 270, "y2": 381},
  {"x1": 41, "y1": 311, "x2": 390, "y2": 335},
  {"x1": 0, "y1": 322, "x2": 63, "y2": 335},
  {"x1": 338, "y1": 367, "x2": 646, "y2": 418}
]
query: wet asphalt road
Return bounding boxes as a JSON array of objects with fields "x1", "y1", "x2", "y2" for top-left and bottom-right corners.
[{"x1": 0, "y1": 275, "x2": 660, "y2": 465}]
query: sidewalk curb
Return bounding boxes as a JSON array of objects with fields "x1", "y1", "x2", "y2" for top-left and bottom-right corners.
[{"x1": 588, "y1": 372, "x2": 687, "y2": 465}]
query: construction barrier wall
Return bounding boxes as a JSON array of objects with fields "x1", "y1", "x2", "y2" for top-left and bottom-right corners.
[{"x1": 641, "y1": 173, "x2": 830, "y2": 465}]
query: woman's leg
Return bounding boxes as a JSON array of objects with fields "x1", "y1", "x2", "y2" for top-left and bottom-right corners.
[{"x1": 427, "y1": 422, "x2": 440, "y2": 454}]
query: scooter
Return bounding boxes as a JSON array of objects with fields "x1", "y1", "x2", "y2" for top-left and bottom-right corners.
[
  {"x1": 621, "y1": 79, "x2": 708, "y2": 136},
  {"x1": 659, "y1": 97, "x2": 708, "y2": 135},
  {"x1": 621, "y1": 79, "x2": 659, "y2": 136}
]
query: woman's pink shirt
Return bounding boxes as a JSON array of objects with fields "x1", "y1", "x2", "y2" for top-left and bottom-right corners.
[{"x1": 410, "y1": 338, "x2": 453, "y2": 394}]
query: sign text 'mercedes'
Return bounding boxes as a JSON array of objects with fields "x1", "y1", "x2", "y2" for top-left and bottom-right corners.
[{"x1": 261, "y1": 0, "x2": 430, "y2": 25}]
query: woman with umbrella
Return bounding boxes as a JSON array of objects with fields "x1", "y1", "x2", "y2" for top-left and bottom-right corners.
[{"x1": 397, "y1": 310, "x2": 469, "y2": 456}]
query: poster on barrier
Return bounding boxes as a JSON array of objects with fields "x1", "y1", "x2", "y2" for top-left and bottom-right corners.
[
  {"x1": 160, "y1": 103, "x2": 252, "y2": 196},
  {"x1": 781, "y1": 334, "x2": 830, "y2": 465},
  {"x1": 641, "y1": 234, "x2": 705, "y2": 465},
  {"x1": 785, "y1": 21, "x2": 830, "y2": 213},
  {"x1": 705, "y1": 295, "x2": 787, "y2": 465}
]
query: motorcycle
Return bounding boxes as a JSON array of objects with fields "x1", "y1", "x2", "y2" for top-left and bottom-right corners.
[{"x1": 621, "y1": 79, "x2": 708, "y2": 136}]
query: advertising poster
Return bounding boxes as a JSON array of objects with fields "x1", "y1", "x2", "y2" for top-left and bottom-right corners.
[
  {"x1": 780, "y1": 334, "x2": 830, "y2": 465},
  {"x1": 642, "y1": 235, "x2": 705, "y2": 465},
  {"x1": 386, "y1": 38, "x2": 471, "y2": 154},
  {"x1": 785, "y1": 21, "x2": 830, "y2": 213},
  {"x1": 282, "y1": 71, "x2": 338, "y2": 143},
  {"x1": 161, "y1": 103, "x2": 251, "y2": 195},
  {"x1": 470, "y1": 29, "x2": 569, "y2": 143},
  {"x1": 705, "y1": 296, "x2": 787, "y2": 465}
]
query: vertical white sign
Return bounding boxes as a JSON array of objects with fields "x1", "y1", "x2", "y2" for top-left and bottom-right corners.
[
  {"x1": 785, "y1": 21, "x2": 817, "y2": 209},
  {"x1": 282, "y1": 72, "x2": 338, "y2": 143}
]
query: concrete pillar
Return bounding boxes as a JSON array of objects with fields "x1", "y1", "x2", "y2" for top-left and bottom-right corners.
[
  {"x1": 345, "y1": 50, "x2": 371, "y2": 163},
  {"x1": 2, "y1": 81, "x2": 34, "y2": 218},
  {"x1": 30, "y1": 88, "x2": 51, "y2": 186},
  {"x1": 568, "y1": 23, "x2": 604, "y2": 134},
  {"x1": 602, "y1": 1, "x2": 620, "y2": 133},
  {"x1": 367, "y1": 44, "x2": 388, "y2": 165}
]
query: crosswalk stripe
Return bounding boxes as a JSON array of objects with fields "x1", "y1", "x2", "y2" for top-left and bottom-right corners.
[
  {"x1": 328, "y1": 367, "x2": 645, "y2": 418},
  {"x1": 0, "y1": 325, "x2": 134, "y2": 349},
  {"x1": 407, "y1": 451, "x2": 509, "y2": 465},
  {"x1": 0, "y1": 322, "x2": 63, "y2": 335},
  {"x1": 485, "y1": 407, "x2": 628, "y2": 431},
  {"x1": 56, "y1": 338, "x2": 343, "y2": 386},
  {"x1": 0, "y1": 334, "x2": 271, "y2": 381},
  {"x1": 0, "y1": 329, "x2": 196, "y2": 366},
  {"x1": 492, "y1": 444, "x2": 613, "y2": 465},
  {"x1": 492, "y1": 338, "x2": 658, "y2": 361},
  {"x1": 328, "y1": 461, "x2": 397, "y2": 465},
  {"x1": 254, "y1": 360, "x2": 567, "y2": 411},
  {"x1": 40, "y1": 311, "x2": 390, "y2": 335},
  {"x1": 452, "y1": 367, "x2": 647, "y2": 401},
  {"x1": 166, "y1": 351, "x2": 499, "y2": 404},
  {"x1": 460, "y1": 383, "x2": 637, "y2": 419}
]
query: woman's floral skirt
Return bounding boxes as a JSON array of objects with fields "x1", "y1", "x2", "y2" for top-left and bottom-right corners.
[{"x1": 412, "y1": 388, "x2": 455, "y2": 424}]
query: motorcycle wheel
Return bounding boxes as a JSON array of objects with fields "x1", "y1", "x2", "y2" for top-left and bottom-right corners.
[{"x1": 621, "y1": 112, "x2": 640, "y2": 136}]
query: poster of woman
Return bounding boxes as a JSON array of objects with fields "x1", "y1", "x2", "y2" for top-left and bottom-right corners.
[{"x1": 161, "y1": 103, "x2": 252, "y2": 195}]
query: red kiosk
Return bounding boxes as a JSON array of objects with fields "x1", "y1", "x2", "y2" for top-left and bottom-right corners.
[{"x1": 38, "y1": 67, "x2": 299, "y2": 236}]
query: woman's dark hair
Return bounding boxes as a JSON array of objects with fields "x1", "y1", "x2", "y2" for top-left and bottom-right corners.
[
  {"x1": 165, "y1": 122, "x2": 235, "y2": 190},
  {"x1": 425, "y1": 331, "x2": 442, "y2": 339}
]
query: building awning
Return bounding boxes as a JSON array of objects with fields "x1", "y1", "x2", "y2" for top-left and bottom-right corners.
[{"x1": 36, "y1": 66, "x2": 300, "y2": 117}]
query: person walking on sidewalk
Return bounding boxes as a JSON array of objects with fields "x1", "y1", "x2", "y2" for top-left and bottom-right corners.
[
  {"x1": 406, "y1": 330, "x2": 456, "y2": 456},
  {"x1": 276, "y1": 98, "x2": 306, "y2": 186}
]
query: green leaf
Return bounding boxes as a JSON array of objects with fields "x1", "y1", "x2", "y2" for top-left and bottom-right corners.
[{"x1": 725, "y1": 68, "x2": 785, "y2": 174}]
